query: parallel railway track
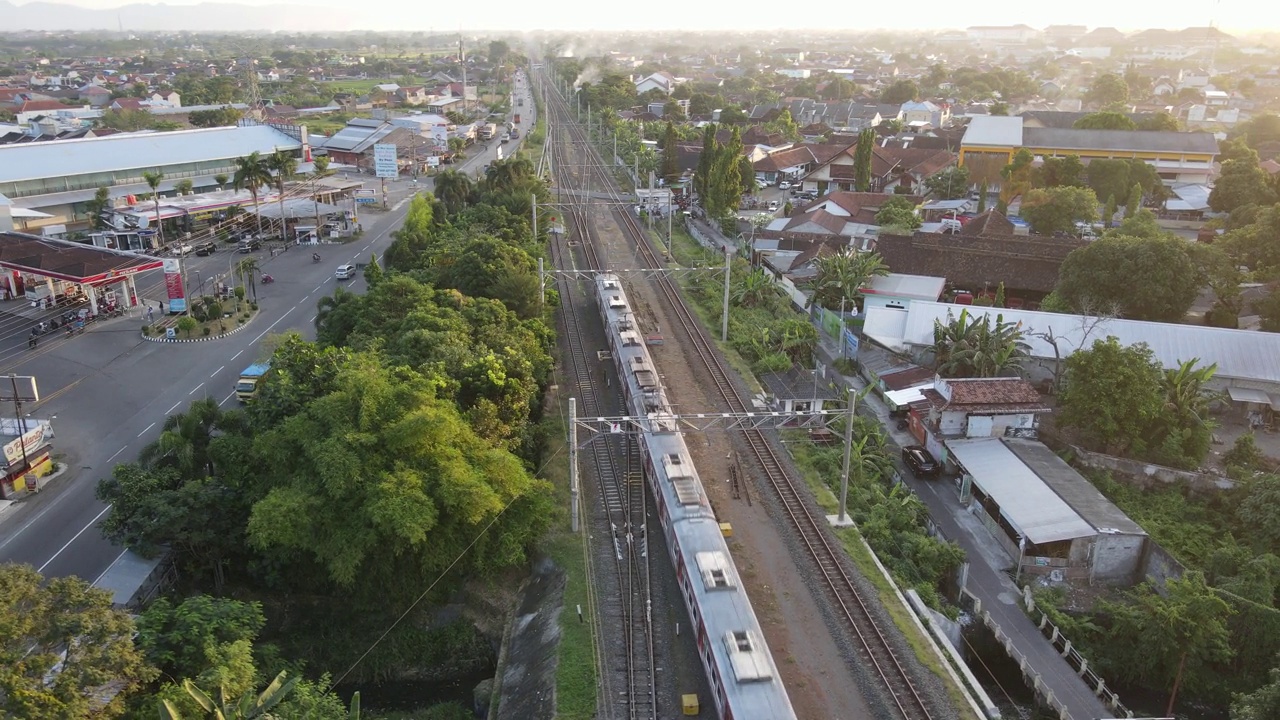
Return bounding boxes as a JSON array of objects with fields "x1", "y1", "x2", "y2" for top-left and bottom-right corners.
[
  {"x1": 540, "y1": 65, "x2": 935, "y2": 720},
  {"x1": 543, "y1": 76, "x2": 657, "y2": 720}
]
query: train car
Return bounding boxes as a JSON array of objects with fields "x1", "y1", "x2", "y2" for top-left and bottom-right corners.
[{"x1": 595, "y1": 274, "x2": 797, "y2": 720}]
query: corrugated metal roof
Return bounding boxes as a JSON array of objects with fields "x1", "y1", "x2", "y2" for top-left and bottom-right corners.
[
  {"x1": 864, "y1": 273, "x2": 946, "y2": 301},
  {"x1": 862, "y1": 307, "x2": 908, "y2": 351},
  {"x1": 1024, "y1": 127, "x2": 1218, "y2": 155},
  {"x1": 0, "y1": 125, "x2": 302, "y2": 183},
  {"x1": 948, "y1": 438, "x2": 1095, "y2": 544},
  {"x1": 889, "y1": 301, "x2": 1280, "y2": 384},
  {"x1": 960, "y1": 116, "x2": 1024, "y2": 147}
]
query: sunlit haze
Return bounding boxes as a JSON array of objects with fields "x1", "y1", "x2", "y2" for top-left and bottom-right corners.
[{"x1": 7, "y1": 0, "x2": 1276, "y2": 33}]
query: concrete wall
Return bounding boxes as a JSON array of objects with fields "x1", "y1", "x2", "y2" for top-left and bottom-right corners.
[
  {"x1": 1140, "y1": 540, "x2": 1186, "y2": 586},
  {"x1": 1091, "y1": 533, "x2": 1147, "y2": 584},
  {"x1": 1069, "y1": 445, "x2": 1235, "y2": 491}
]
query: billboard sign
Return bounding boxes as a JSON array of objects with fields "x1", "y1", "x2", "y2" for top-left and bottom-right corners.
[
  {"x1": 163, "y1": 258, "x2": 186, "y2": 313},
  {"x1": 4, "y1": 425, "x2": 47, "y2": 468},
  {"x1": 373, "y1": 143, "x2": 398, "y2": 178},
  {"x1": 426, "y1": 156, "x2": 441, "y2": 167}
]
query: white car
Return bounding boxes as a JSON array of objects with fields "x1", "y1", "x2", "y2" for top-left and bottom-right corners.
[
  {"x1": 755, "y1": 179, "x2": 768, "y2": 190},
  {"x1": 778, "y1": 181, "x2": 792, "y2": 190},
  {"x1": 334, "y1": 264, "x2": 356, "y2": 280},
  {"x1": 768, "y1": 200, "x2": 780, "y2": 212}
]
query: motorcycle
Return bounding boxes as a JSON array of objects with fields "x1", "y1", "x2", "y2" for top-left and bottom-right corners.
[
  {"x1": 260, "y1": 274, "x2": 275, "y2": 284},
  {"x1": 312, "y1": 253, "x2": 321, "y2": 264}
]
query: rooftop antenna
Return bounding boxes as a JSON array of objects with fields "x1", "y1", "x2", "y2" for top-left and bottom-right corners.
[
  {"x1": 117, "y1": 12, "x2": 123, "y2": 33},
  {"x1": 245, "y1": 55, "x2": 261, "y2": 120},
  {"x1": 459, "y1": 31, "x2": 467, "y2": 111}
]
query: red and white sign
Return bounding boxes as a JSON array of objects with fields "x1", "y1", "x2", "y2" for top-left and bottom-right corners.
[{"x1": 162, "y1": 258, "x2": 186, "y2": 313}]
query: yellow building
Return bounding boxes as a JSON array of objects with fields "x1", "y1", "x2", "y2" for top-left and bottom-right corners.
[{"x1": 959, "y1": 116, "x2": 1217, "y2": 188}]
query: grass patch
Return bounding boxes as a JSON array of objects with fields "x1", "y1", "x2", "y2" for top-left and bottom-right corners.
[{"x1": 537, "y1": 411, "x2": 597, "y2": 720}]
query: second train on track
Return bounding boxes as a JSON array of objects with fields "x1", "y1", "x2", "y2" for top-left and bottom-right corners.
[{"x1": 595, "y1": 272, "x2": 797, "y2": 720}]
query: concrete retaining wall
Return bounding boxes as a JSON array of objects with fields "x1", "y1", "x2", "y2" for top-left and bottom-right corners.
[{"x1": 1067, "y1": 445, "x2": 1235, "y2": 491}]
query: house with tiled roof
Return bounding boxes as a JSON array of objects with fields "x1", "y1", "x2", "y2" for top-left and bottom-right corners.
[
  {"x1": 873, "y1": 211, "x2": 1084, "y2": 303},
  {"x1": 799, "y1": 142, "x2": 956, "y2": 194},
  {"x1": 752, "y1": 143, "x2": 850, "y2": 184},
  {"x1": 756, "y1": 192, "x2": 924, "y2": 258},
  {"x1": 920, "y1": 376, "x2": 1050, "y2": 439}
]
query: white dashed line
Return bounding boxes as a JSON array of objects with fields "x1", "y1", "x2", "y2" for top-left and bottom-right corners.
[
  {"x1": 212, "y1": 365, "x2": 225, "y2": 376},
  {"x1": 251, "y1": 306, "x2": 296, "y2": 343},
  {"x1": 138, "y1": 422, "x2": 155, "y2": 437},
  {"x1": 189, "y1": 382, "x2": 204, "y2": 395},
  {"x1": 309, "y1": 315, "x2": 316, "y2": 323},
  {"x1": 38, "y1": 504, "x2": 114, "y2": 573},
  {"x1": 166, "y1": 401, "x2": 181, "y2": 414},
  {"x1": 231, "y1": 350, "x2": 243, "y2": 361},
  {"x1": 107, "y1": 446, "x2": 128, "y2": 463},
  {"x1": 93, "y1": 550, "x2": 129, "y2": 585},
  {"x1": 219, "y1": 391, "x2": 236, "y2": 407}
]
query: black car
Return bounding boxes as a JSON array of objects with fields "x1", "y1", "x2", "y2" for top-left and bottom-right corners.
[
  {"x1": 194, "y1": 241, "x2": 218, "y2": 256},
  {"x1": 902, "y1": 445, "x2": 940, "y2": 478},
  {"x1": 237, "y1": 238, "x2": 261, "y2": 253}
]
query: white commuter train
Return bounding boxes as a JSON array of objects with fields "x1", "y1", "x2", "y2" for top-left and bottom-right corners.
[{"x1": 595, "y1": 273, "x2": 797, "y2": 720}]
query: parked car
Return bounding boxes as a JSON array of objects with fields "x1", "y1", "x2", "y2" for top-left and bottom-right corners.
[
  {"x1": 755, "y1": 179, "x2": 768, "y2": 190},
  {"x1": 194, "y1": 240, "x2": 218, "y2": 256},
  {"x1": 170, "y1": 243, "x2": 194, "y2": 256},
  {"x1": 767, "y1": 200, "x2": 780, "y2": 212},
  {"x1": 902, "y1": 445, "x2": 940, "y2": 478},
  {"x1": 334, "y1": 264, "x2": 357, "y2": 280},
  {"x1": 779, "y1": 181, "x2": 792, "y2": 190},
  {"x1": 237, "y1": 238, "x2": 261, "y2": 253}
]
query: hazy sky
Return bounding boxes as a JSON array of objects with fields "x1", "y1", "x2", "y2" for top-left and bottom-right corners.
[{"x1": 10, "y1": 0, "x2": 1276, "y2": 34}]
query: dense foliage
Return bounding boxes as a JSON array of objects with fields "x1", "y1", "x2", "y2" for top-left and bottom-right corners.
[{"x1": 82, "y1": 151, "x2": 559, "y2": 715}]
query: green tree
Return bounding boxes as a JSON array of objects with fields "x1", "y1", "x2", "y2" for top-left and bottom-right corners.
[
  {"x1": 764, "y1": 108, "x2": 800, "y2": 141},
  {"x1": 999, "y1": 148, "x2": 1035, "y2": 203},
  {"x1": 136, "y1": 397, "x2": 222, "y2": 479},
  {"x1": 136, "y1": 595, "x2": 264, "y2": 696},
  {"x1": 1233, "y1": 113, "x2": 1280, "y2": 149},
  {"x1": 233, "y1": 152, "x2": 273, "y2": 241},
  {"x1": 246, "y1": 353, "x2": 553, "y2": 595},
  {"x1": 810, "y1": 249, "x2": 889, "y2": 310},
  {"x1": 177, "y1": 315, "x2": 199, "y2": 337},
  {"x1": 1149, "y1": 359, "x2": 1220, "y2": 468},
  {"x1": 879, "y1": 79, "x2": 919, "y2": 104},
  {"x1": 160, "y1": 670, "x2": 298, "y2": 720},
  {"x1": 0, "y1": 564, "x2": 150, "y2": 719},
  {"x1": 930, "y1": 308, "x2": 1029, "y2": 378},
  {"x1": 431, "y1": 170, "x2": 474, "y2": 218},
  {"x1": 1232, "y1": 665, "x2": 1280, "y2": 720},
  {"x1": 1210, "y1": 147, "x2": 1277, "y2": 214},
  {"x1": 1034, "y1": 155, "x2": 1085, "y2": 188},
  {"x1": 821, "y1": 77, "x2": 857, "y2": 100},
  {"x1": 1086, "y1": 158, "x2": 1134, "y2": 208},
  {"x1": 188, "y1": 107, "x2": 243, "y2": 128},
  {"x1": 874, "y1": 195, "x2": 922, "y2": 231},
  {"x1": 1101, "y1": 573, "x2": 1234, "y2": 714},
  {"x1": 313, "y1": 155, "x2": 331, "y2": 176},
  {"x1": 1020, "y1": 186, "x2": 1098, "y2": 235},
  {"x1": 1058, "y1": 337, "x2": 1166, "y2": 455},
  {"x1": 1137, "y1": 112, "x2": 1180, "y2": 131},
  {"x1": 1236, "y1": 475, "x2": 1280, "y2": 552},
  {"x1": 731, "y1": 267, "x2": 778, "y2": 307},
  {"x1": 694, "y1": 123, "x2": 716, "y2": 202},
  {"x1": 84, "y1": 186, "x2": 112, "y2": 230},
  {"x1": 923, "y1": 166, "x2": 970, "y2": 199},
  {"x1": 1073, "y1": 111, "x2": 1136, "y2": 130},
  {"x1": 1055, "y1": 233, "x2": 1202, "y2": 321},
  {"x1": 1254, "y1": 288, "x2": 1280, "y2": 332},
  {"x1": 143, "y1": 169, "x2": 166, "y2": 245},
  {"x1": 853, "y1": 128, "x2": 875, "y2": 192},
  {"x1": 100, "y1": 107, "x2": 154, "y2": 131},
  {"x1": 660, "y1": 122, "x2": 679, "y2": 181},
  {"x1": 1125, "y1": 182, "x2": 1142, "y2": 218},
  {"x1": 175, "y1": 179, "x2": 194, "y2": 196},
  {"x1": 1085, "y1": 72, "x2": 1130, "y2": 107}
]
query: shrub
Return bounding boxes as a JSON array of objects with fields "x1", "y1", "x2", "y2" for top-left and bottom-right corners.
[
  {"x1": 203, "y1": 326, "x2": 212, "y2": 336},
  {"x1": 250, "y1": 302, "x2": 258, "y2": 311}
]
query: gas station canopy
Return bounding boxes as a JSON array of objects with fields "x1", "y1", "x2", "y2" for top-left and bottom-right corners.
[{"x1": 0, "y1": 231, "x2": 162, "y2": 285}]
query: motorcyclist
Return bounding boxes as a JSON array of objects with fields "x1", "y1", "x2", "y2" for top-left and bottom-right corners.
[{"x1": 312, "y1": 252, "x2": 321, "y2": 263}]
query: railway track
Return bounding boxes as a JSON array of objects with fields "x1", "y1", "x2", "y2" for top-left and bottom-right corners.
[
  {"x1": 541, "y1": 66, "x2": 935, "y2": 720},
  {"x1": 544, "y1": 81, "x2": 657, "y2": 720}
]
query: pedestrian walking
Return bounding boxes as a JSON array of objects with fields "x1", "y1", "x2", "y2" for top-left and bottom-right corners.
[{"x1": 147, "y1": 305, "x2": 154, "y2": 323}]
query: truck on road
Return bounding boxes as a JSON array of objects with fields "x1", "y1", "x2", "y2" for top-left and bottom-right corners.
[
  {"x1": 236, "y1": 362, "x2": 270, "y2": 402},
  {"x1": 479, "y1": 123, "x2": 497, "y2": 141},
  {"x1": 513, "y1": 113, "x2": 521, "y2": 125}
]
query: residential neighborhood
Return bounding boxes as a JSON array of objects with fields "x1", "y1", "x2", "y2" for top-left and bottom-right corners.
[{"x1": 2, "y1": 20, "x2": 1280, "y2": 720}]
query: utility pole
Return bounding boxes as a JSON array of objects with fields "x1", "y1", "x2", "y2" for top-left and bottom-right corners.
[
  {"x1": 569, "y1": 397, "x2": 580, "y2": 532},
  {"x1": 459, "y1": 34, "x2": 467, "y2": 113},
  {"x1": 538, "y1": 257, "x2": 545, "y2": 306},
  {"x1": 835, "y1": 390, "x2": 856, "y2": 525},
  {"x1": 2, "y1": 375, "x2": 38, "y2": 494},
  {"x1": 721, "y1": 244, "x2": 731, "y2": 342}
]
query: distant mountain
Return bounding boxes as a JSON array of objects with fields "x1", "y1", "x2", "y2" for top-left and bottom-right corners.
[{"x1": 3, "y1": 1, "x2": 364, "y2": 32}]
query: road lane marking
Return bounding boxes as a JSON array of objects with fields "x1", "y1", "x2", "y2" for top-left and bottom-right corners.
[
  {"x1": 107, "y1": 446, "x2": 128, "y2": 463},
  {"x1": 212, "y1": 365, "x2": 225, "y2": 376},
  {"x1": 37, "y1": 504, "x2": 113, "y2": 573},
  {"x1": 189, "y1": 382, "x2": 205, "y2": 395},
  {"x1": 315, "y1": 284, "x2": 324, "y2": 292},
  {"x1": 219, "y1": 391, "x2": 236, "y2": 407},
  {"x1": 166, "y1": 401, "x2": 182, "y2": 414},
  {"x1": 251, "y1": 306, "x2": 296, "y2": 343},
  {"x1": 138, "y1": 422, "x2": 155, "y2": 437},
  {"x1": 309, "y1": 315, "x2": 316, "y2": 323},
  {"x1": 93, "y1": 549, "x2": 129, "y2": 585},
  {"x1": 231, "y1": 350, "x2": 243, "y2": 362}
]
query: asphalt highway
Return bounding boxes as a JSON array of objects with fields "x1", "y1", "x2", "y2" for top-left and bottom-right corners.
[{"x1": 0, "y1": 111, "x2": 532, "y2": 582}]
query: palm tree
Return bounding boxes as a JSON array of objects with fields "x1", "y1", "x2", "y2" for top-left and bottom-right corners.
[
  {"x1": 138, "y1": 397, "x2": 222, "y2": 479},
  {"x1": 233, "y1": 152, "x2": 273, "y2": 241},
  {"x1": 267, "y1": 150, "x2": 297, "y2": 240},
  {"x1": 236, "y1": 257, "x2": 260, "y2": 302},
  {"x1": 314, "y1": 286, "x2": 357, "y2": 342},
  {"x1": 142, "y1": 169, "x2": 165, "y2": 247},
  {"x1": 312, "y1": 155, "x2": 331, "y2": 176},
  {"x1": 1160, "y1": 359, "x2": 1220, "y2": 432},
  {"x1": 811, "y1": 249, "x2": 889, "y2": 311},
  {"x1": 84, "y1": 186, "x2": 112, "y2": 230},
  {"x1": 433, "y1": 169, "x2": 474, "y2": 216}
]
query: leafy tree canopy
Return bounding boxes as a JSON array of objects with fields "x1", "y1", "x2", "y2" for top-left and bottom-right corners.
[
  {"x1": 1073, "y1": 111, "x2": 1136, "y2": 130},
  {"x1": 1058, "y1": 337, "x2": 1166, "y2": 455},
  {"x1": 1056, "y1": 232, "x2": 1203, "y2": 321},
  {"x1": 1020, "y1": 186, "x2": 1098, "y2": 235}
]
